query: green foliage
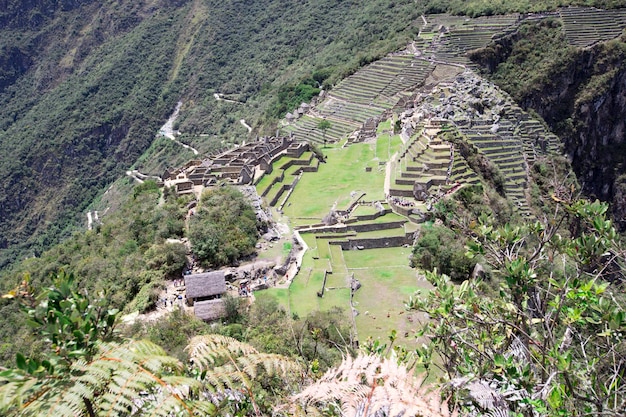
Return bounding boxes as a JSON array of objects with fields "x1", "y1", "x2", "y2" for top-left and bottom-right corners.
[
  {"x1": 411, "y1": 225, "x2": 475, "y2": 281},
  {"x1": 14, "y1": 271, "x2": 118, "y2": 366},
  {"x1": 238, "y1": 296, "x2": 353, "y2": 371},
  {"x1": 144, "y1": 242, "x2": 188, "y2": 278},
  {"x1": 132, "y1": 179, "x2": 160, "y2": 199},
  {"x1": 0, "y1": 183, "x2": 191, "y2": 365},
  {"x1": 317, "y1": 119, "x2": 332, "y2": 146},
  {"x1": 186, "y1": 334, "x2": 304, "y2": 416},
  {"x1": 471, "y1": 19, "x2": 576, "y2": 102},
  {"x1": 130, "y1": 308, "x2": 212, "y2": 361},
  {"x1": 267, "y1": 78, "x2": 320, "y2": 119},
  {"x1": 0, "y1": 274, "x2": 304, "y2": 416},
  {"x1": 443, "y1": 129, "x2": 507, "y2": 197},
  {"x1": 189, "y1": 186, "x2": 259, "y2": 267},
  {"x1": 407, "y1": 199, "x2": 626, "y2": 416}
]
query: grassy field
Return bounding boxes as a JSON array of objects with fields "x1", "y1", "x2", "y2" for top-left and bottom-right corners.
[
  {"x1": 343, "y1": 247, "x2": 431, "y2": 346},
  {"x1": 254, "y1": 133, "x2": 429, "y2": 347},
  {"x1": 282, "y1": 141, "x2": 386, "y2": 225}
]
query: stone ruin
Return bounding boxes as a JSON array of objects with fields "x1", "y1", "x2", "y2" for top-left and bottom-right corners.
[{"x1": 162, "y1": 135, "x2": 310, "y2": 196}]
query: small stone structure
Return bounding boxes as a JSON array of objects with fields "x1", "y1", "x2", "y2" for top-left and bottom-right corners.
[{"x1": 184, "y1": 271, "x2": 227, "y2": 321}]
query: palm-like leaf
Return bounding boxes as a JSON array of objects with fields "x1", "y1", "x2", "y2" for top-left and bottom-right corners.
[{"x1": 186, "y1": 335, "x2": 303, "y2": 391}]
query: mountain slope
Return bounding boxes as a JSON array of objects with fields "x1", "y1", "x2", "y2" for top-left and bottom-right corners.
[{"x1": 0, "y1": 0, "x2": 423, "y2": 269}]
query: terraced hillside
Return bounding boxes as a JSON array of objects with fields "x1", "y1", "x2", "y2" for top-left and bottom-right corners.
[
  {"x1": 279, "y1": 54, "x2": 434, "y2": 144},
  {"x1": 153, "y1": 7, "x2": 622, "y2": 344},
  {"x1": 560, "y1": 7, "x2": 626, "y2": 47},
  {"x1": 405, "y1": 71, "x2": 561, "y2": 215},
  {"x1": 426, "y1": 14, "x2": 522, "y2": 65}
]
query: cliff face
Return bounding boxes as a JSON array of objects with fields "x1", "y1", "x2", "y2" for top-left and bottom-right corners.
[
  {"x1": 520, "y1": 44, "x2": 626, "y2": 212},
  {"x1": 471, "y1": 23, "x2": 626, "y2": 228}
]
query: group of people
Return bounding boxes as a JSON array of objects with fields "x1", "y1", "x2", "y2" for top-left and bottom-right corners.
[
  {"x1": 161, "y1": 294, "x2": 184, "y2": 308},
  {"x1": 389, "y1": 196, "x2": 415, "y2": 207}
]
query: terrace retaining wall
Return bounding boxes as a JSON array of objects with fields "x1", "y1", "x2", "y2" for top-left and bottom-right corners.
[{"x1": 330, "y1": 235, "x2": 412, "y2": 250}]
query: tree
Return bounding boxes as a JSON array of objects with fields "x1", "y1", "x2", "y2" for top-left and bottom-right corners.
[
  {"x1": 406, "y1": 199, "x2": 626, "y2": 416},
  {"x1": 188, "y1": 186, "x2": 259, "y2": 267},
  {"x1": 411, "y1": 225, "x2": 475, "y2": 281},
  {"x1": 317, "y1": 119, "x2": 332, "y2": 148}
]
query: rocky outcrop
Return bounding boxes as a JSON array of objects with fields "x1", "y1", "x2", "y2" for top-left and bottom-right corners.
[{"x1": 522, "y1": 47, "x2": 626, "y2": 227}]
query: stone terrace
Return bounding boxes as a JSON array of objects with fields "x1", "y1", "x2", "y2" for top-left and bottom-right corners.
[
  {"x1": 560, "y1": 7, "x2": 626, "y2": 47},
  {"x1": 390, "y1": 122, "x2": 453, "y2": 203},
  {"x1": 422, "y1": 14, "x2": 522, "y2": 65},
  {"x1": 163, "y1": 136, "x2": 310, "y2": 196},
  {"x1": 403, "y1": 71, "x2": 561, "y2": 216},
  {"x1": 279, "y1": 54, "x2": 434, "y2": 144}
]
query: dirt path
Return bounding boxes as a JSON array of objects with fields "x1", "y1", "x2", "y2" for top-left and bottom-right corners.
[
  {"x1": 240, "y1": 119, "x2": 252, "y2": 132},
  {"x1": 159, "y1": 101, "x2": 199, "y2": 155},
  {"x1": 213, "y1": 93, "x2": 244, "y2": 104},
  {"x1": 121, "y1": 279, "x2": 192, "y2": 326},
  {"x1": 384, "y1": 152, "x2": 397, "y2": 197},
  {"x1": 126, "y1": 170, "x2": 144, "y2": 184}
]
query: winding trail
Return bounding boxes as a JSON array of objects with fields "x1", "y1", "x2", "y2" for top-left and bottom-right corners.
[
  {"x1": 240, "y1": 119, "x2": 252, "y2": 132},
  {"x1": 159, "y1": 101, "x2": 199, "y2": 155}
]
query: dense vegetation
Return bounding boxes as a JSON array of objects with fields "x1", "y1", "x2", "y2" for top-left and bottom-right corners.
[
  {"x1": 2, "y1": 196, "x2": 626, "y2": 416},
  {"x1": 408, "y1": 198, "x2": 626, "y2": 416},
  {"x1": 189, "y1": 186, "x2": 260, "y2": 267},
  {"x1": 0, "y1": 180, "x2": 191, "y2": 363}
]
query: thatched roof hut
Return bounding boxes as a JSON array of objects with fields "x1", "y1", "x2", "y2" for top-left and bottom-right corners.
[
  {"x1": 194, "y1": 299, "x2": 226, "y2": 321},
  {"x1": 185, "y1": 271, "x2": 226, "y2": 302}
]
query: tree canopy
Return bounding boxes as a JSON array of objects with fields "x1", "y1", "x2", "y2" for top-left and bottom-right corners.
[{"x1": 188, "y1": 186, "x2": 260, "y2": 268}]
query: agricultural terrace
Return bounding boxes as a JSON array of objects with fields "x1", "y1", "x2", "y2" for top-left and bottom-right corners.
[
  {"x1": 560, "y1": 7, "x2": 626, "y2": 47},
  {"x1": 256, "y1": 132, "x2": 431, "y2": 345},
  {"x1": 279, "y1": 53, "x2": 434, "y2": 144}
]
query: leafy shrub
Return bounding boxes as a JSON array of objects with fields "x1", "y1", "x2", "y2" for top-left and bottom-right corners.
[
  {"x1": 189, "y1": 186, "x2": 259, "y2": 267},
  {"x1": 411, "y1": 225, "x2": 475, "y2": 281},
  {"x1": 145, "y1": 242, "x2": 188, "y2": 278}
]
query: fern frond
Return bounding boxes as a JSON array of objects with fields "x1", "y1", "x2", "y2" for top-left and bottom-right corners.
[
  {"x1": 186, "y1": 335, "x2": 258, "y2": 370},
  {"x1": 292, "y1": 353, "x2": 455, "y2": 417},
  {"x1": 2, "y1": 339, "x2": 216, "y2": 417}
]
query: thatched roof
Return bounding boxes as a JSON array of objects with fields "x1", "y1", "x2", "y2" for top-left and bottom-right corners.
[
  {"x1": 185, "y1": 271, "x2": 226, "y2": 299},
  {"x1": 194, "y1": 299, "x2": 226, "y2": 321}
]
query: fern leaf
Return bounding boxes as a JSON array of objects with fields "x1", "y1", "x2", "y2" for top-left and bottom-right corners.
[{"x1": 292, "y1": 353, "x2": 455, "y2": 417}]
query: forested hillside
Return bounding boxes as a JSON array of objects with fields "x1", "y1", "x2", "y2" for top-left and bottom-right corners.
[{"x1": 0, "y1": 0, "x2": 424, "y2": 270}]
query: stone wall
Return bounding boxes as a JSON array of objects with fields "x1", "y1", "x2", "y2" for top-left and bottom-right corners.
[{"x1": 330, "y1": 234, "x2": 412, "y2": 250}]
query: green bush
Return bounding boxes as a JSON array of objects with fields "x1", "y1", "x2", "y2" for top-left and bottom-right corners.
[
  {"x1": 189, "y1": 186, "x2": 259, "y2": 267},
  {"x1": 411, "y1": 225, "x2": 475, "y2": 281}
]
